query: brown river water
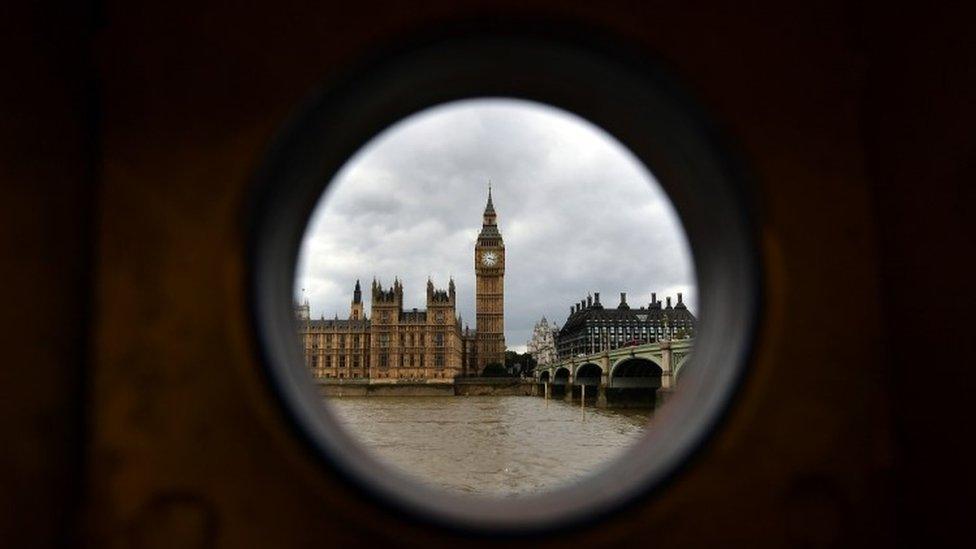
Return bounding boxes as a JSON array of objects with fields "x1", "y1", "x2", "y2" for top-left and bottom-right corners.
[{"x1": 325, "y1": 395, "x2": 653, "y2": 496}]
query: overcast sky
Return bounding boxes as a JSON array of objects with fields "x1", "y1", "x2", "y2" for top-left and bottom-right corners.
[{"x1": 295, "y1": 98, "x2": 696, "y2": 353}]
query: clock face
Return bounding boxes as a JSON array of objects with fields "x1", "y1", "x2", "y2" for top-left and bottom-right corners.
[{"x1": 481, "y1": 251, "x2": 498, "y2": 267}]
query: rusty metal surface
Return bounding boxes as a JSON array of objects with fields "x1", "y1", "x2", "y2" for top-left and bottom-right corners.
[
  {"x1": 0, "y1": 3, "x2": 95, "y2": 546},
  {"x1": 2, "y1": 1, "x2": 974, "y2": 547}
]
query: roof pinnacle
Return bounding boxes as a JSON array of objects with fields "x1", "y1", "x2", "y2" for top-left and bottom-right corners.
[{"x1": 483, "y1": 181, "x2": 496, "y2": 218}]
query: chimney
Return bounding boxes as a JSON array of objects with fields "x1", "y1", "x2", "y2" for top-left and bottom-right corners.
[
  {"x1": 666, "y1": 297, "x2": 672, "y2": 309},
  {"x1": 587, "y1": 295, "x2": 592, "y2": 307},
  {"x1": 594, "y1": 292, "x2": 600, "y2": 304},
  {"x1": 620, "y1": 292, "x2": 627, "y2": 305},
  {"x1": 651, "y1": 292, "x2": 657, "y2": 305},
  {"x1": 677, "y1": 292, "x2": 683, "y2": 304}
]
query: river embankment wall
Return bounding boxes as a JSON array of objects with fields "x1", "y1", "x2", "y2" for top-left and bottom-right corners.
[
  {"x1": 316, "y1": 378, "x2": 538, "y2": 397},
  {"x1": 453, "y1": 378, "x2": 537, "y2": 396}
]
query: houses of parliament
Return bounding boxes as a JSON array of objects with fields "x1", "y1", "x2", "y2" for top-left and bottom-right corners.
[{"x1": 296, "y1": 189, "x2": 506, "y2": 380}]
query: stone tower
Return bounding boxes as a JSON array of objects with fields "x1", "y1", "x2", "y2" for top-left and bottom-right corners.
[
  {"x1": 475, "y1": 184, "x2": 506, "y2": 371},
  {"x1": 349, "y1": 279, "x2": 364, "y2": 320},
  {"x1": 369, "y1": 278, "x2": 403, "y2": 375}
]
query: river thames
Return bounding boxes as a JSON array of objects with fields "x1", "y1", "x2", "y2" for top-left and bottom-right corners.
[{"x1": 326, "y1": 395, "x2": 653, "y2": 496}]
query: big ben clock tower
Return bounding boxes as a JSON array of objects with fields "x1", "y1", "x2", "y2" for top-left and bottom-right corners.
[{"x1": 475, "y1": 185, "x2": 506, "y2": 372}]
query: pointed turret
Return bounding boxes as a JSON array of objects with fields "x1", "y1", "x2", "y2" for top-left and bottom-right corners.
[
  {"x1": 477, "y1": 182, "x2": 502, "y2": 242},
  {"x1": 484, "y1": 182, "x2": 496, "y2": 218},
  {"x1": 295, "y1": 298, "x2": 310, "y2": 322},
  {"x1": 350, "y1": 279, "x2": 364, "y2": 320}
]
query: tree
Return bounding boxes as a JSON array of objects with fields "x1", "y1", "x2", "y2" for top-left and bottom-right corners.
[
  {"x1": 505, "y1": 350, "x2": 538, "y2": 377},
  {"x1": 482, "y1": 362, "x2": 507, "y2": 377}
]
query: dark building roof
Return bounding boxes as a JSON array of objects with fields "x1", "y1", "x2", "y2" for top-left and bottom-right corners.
[
  {"x1": 308, "y1": 318, "x2": 371, "y2": 330},
  {"x1": 484, "y1": 184, "x2": 496, "y2": 216},
  {"x1": 401, "y1": 309, "x2": 427, "y2": 322},
  {"x1": 558, "y1": 291, "x2": 696, "y2": 336},
  {"x1": 478, "y1": 185, "x2": 503, "y2": 241},
  {"x1": 478, "y1": 224, "x2": 502, "y2": 240}
]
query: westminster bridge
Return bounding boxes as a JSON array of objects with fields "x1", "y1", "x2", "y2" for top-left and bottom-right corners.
[{"x1": 534, "y1": 339, "x2": 694, "y2": 407}]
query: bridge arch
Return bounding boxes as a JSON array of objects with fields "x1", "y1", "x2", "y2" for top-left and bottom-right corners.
[
  {"x1": 606, "y1": 357, "x2": 663, "y2": 408},
  {"x1": 609, "y1": 357, "x2": 663, "y2": 387},
  {"x1": 674, "y1": 353, "x2": 692, "y2": 380},
  {"x1": 573, "y1": 362, "x2": 602, "y2": 379},
  {"x1": 610, "y1": 355, "x2": 662, "y2": 378},
  {"x1": 553, "y1": 366, "x2": 570, "y2": 384},
  {"x1": 551, "y1": 366, "x2": 572, "y2": 399},
  {"x1": 575, "y1": 363, "x2": 603, "y2": 385}
]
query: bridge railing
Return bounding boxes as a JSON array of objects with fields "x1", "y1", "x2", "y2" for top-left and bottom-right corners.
[{"x1": 537, "y1": 338, "x2": 695, "y2": 379}]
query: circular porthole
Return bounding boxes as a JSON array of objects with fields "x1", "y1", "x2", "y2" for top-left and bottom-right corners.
[{"x1": 248, "y1": 31, "x2": 760, "y2": 534}]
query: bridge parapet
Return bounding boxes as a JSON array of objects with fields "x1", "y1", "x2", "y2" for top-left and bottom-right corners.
[
  {"x1": 535, "y1": 339, "x2": 694, "y2": 387},
  {"x1": 533, "y1": 339, "x2": 694, "y2": 407}
]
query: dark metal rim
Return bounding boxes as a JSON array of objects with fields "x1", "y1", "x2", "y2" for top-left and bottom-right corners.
[{"x1": 246, "y1": 25, "x2": 762, "y2": 537}]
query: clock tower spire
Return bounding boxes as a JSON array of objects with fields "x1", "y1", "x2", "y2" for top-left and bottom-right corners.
[{"x1": 475, "y1": 183, "x2": 505, "y2": 372}]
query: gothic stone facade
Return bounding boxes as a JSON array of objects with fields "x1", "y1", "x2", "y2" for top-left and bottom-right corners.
[
  {"x1": 297, "y1": 279, "x2": 466, "y2": 381},
  {"x1": 369, "y1": 278, "x2": 464, "y2": 380},
  {"x1": 526, "y1": 317, "x2": 558, "y2": 367},
  {"x1": 298, "y1": 189, "x2": 505, "y2": 380}
]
